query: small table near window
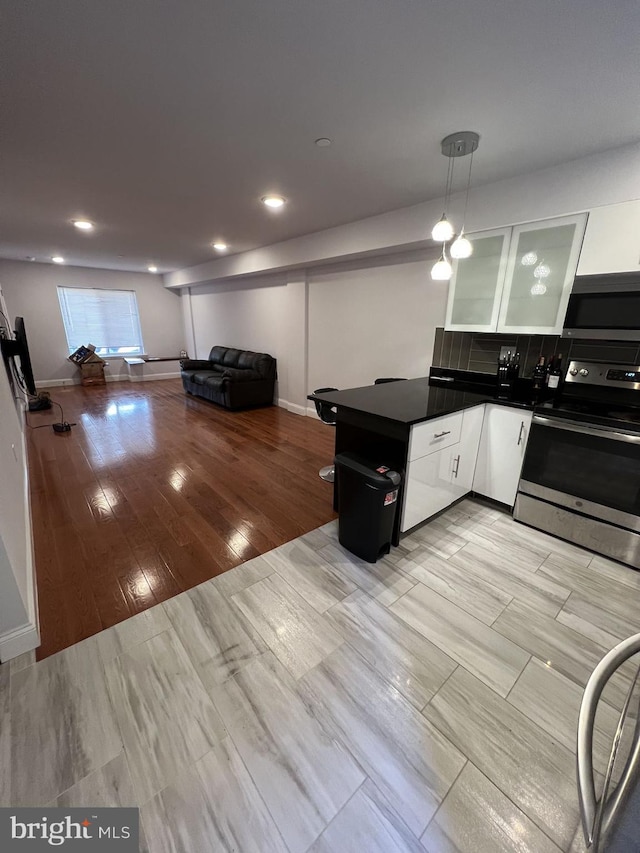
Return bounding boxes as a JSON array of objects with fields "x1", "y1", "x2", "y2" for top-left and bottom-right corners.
[{"x1": 123, "y1": 356, "x2": 183, "y2": 380}]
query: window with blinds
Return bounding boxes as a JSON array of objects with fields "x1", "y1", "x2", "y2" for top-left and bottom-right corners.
[{"x1": 57, "y1": 287, "x2": 145, "y2": 356}]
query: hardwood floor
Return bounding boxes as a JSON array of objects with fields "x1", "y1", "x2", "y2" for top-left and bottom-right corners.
[{"x1": 28, "y1": 379, "x2": 336, "y2": 659}]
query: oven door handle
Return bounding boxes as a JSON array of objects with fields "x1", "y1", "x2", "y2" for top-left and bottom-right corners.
[{"x1": 532, "y1": 414, "x2": 640, "y2": 445}]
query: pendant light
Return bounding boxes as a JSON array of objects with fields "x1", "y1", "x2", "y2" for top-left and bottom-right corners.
[
  {"x1": 450, "y1": 142, "x2": 476, "y2": 259},
  {"x1": 431, "y1": 131, "x2": 480, "y2": 279},
  {"x1": 431, "y1": 246, "x2": 453, "y2": 281},
  {"x1": 431, "y1": 145, "x2": 455, "y2": 242},
  {"x1": 432, "y1": 215, "x2": 454, "y2": 243}
]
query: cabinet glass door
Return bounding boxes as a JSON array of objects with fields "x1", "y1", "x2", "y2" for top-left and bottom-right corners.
[
  {"x1": 497, "y1": 214, "x2": 587, "y2": 334},
  {"x1": 444, "y1": 228, "x2": 511, "y2": 332}
]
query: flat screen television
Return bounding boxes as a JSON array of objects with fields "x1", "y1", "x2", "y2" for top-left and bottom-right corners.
[{"x1": 1, "y1": 316, "x2": 37, "y2": 396}]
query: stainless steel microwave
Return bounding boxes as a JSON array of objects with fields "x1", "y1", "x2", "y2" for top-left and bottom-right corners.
[{"x1": 563, "y1": 273, "x2": 640, "y2": 341}]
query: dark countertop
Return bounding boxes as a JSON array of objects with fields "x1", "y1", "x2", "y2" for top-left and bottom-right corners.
[{"x1": 309, "y1": 374, "x2": 536, "y2": 427}]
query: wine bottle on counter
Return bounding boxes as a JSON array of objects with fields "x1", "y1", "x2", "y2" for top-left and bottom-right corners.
[
  {"x1": 532, "y1": 355, "x2": 546, "y2": 391},
  {"x1": 546, "y1": 355, "x2": 555, "y2": 380},
  {"x1": 547, "y1": 353, "x2": 563, "y2": 391}
]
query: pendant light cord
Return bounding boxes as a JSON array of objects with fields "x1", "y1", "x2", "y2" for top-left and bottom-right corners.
[
  {"x1": 461, "y1": 147, "x2": 474, "y2": 229},
  {"x1": 442, "y1": 141, "x2": 455, "y2": 217}
]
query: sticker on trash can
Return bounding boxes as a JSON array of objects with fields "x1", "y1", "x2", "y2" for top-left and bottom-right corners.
[
  {"x1": 384, "y1": 490, "x2": 398, "y2": 505},
  {"x1": 376, "y1": 465, "x2": 389, "y2": 474}
]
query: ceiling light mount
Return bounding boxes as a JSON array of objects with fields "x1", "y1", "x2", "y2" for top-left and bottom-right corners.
[
  {"x1": 148, "y1": 265, "x2": 158, "y2": 273},
  {"x1": 440, "y1": 131, "x2": 479, "y2": 159},
  {"x1": 212, "y1": 242, "x2": 228, "y2": 252}
]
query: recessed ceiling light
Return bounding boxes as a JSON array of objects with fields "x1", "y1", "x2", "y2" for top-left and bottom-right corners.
[
  {"x1": 72, "y1": 219, "x2": 94, "y2": 231},
  {"x1": 51, "y1": 256, "x2": 65, "y2": 264},
  {"x1": 315, "y1": 137, "x2": 332, "y2": 147},
  {"x1": 148, "y1": 265, "x2": 158, "y2": 273},
  {"x1": 212, "y1": 242, "x2": 228, "y2": 252},
  {"x1": 261, "y1": 195, "x2": 286, "y2": 209}
]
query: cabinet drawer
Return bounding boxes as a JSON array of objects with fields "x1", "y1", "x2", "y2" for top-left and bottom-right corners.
[{"x1": 409, "y1": 412, "x2": 462, "y2": 461}]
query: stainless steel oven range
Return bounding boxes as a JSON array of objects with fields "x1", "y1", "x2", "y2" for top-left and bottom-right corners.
[{"x1": 514, "y1": 361, "x2": 640, "y2": 569}]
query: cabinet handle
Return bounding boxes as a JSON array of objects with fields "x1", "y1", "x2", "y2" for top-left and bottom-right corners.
[
  {"x1": 434, "y1": 430, "x2": 451, "y2": 439},
  {"x1": 453, "y1": 454, "x2": 460, "y2": 477},
  {"x1": 517, "y1": 421, "x2": 525, "y2": 445}
]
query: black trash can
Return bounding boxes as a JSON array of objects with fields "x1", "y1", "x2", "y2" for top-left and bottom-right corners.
[{"x1": 334, "y1": 452, "x2": 402, "y2": 563}]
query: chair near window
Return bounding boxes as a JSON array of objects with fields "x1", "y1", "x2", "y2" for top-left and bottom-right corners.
[
  {"x1": 374, "y1": 377, "x2": 407, "y2": 384},
  {"x1": 313, "y1": 387, "x2": 338, "y2": 482}
]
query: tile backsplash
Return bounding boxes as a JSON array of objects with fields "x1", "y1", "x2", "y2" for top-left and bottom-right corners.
[{"x1": 432, "y1": 328, "x2": 640, "y2": 378}]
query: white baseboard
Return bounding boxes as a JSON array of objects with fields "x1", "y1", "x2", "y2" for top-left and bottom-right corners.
[
  {"x1": 126, "y1": 371, "x2": 181, "y2": 382},
  {"x1": 0, "y1": 620, "x2": 40, "y2": 663},
  {"x1": 277, "y1": 399, "x2": 308, "y2": 416},
  {"x1": 306, "y1": 405, "x2": 320, "y2": 418},
  {"x1": 36, "y1": 377, "x2": 80, "y2": 388},
  {"x1": 38, "y1": 372, "x2": 181, "y2": 388}
]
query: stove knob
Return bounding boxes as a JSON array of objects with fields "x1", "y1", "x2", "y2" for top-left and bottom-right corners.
[
  {"x1": 569, "y1": 368, "x2": 578, "y2": 376},
  {"x1": 579, "y1": 368, "x2": 589, "y2": 377}
]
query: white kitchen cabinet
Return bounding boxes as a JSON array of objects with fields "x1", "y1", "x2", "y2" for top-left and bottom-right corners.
[
  {"x1": 496, "y1": 213, "x2": 587, "y2": 335},
  {"x1": 449, "y1": 405, "x2": 485, "y2": 492},
  {"x1": 401, "y1": 405, "x2": 485, "y2": 532},
  {"x1": 473, "y1": 405, "x2": 532, "y2": 506},
  {"x1": 401, "y1": 447, "x2": 463, "y2": 532},
  {"x1": 445, "y1": 214, "x2": 587, "y2": 334},
  {"x1": 444, "y1": 228, "x2": 511, "y2": 332},
  {"x1": 576, "y1": 200, "x2": 640, "y2": 275}
]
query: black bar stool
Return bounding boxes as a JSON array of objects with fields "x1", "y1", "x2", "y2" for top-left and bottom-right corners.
[{"x1": 313, "y1": 387, "x2": 338, "y2": 482}]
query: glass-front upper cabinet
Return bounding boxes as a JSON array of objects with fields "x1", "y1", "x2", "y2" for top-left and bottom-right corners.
[
  {"x1": 444, "y1": 228, "x2": 511, "y2": 332},
  {"x1": 496, "y1": 213, "x2": 587, "y2": 334}
]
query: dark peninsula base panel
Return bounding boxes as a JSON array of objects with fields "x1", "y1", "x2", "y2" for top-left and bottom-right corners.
[{"x1": 333, "y1": 411, "x2": 409, "y2": 544}]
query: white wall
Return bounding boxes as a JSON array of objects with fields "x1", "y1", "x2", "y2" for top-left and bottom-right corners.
[
  {"x1": 182, "y1": 249, "x2": 446, "y2": 413},
  {"x1": 0, "y1": 283, "x2": 38, "y2": 661},
  {"x1": 308, "y1": 251, "x2": 446, "y2": 397},
  {"x1": 185, "y1": 274, "x2": 308, "y2": 412},
  {"x1": 0, "y1": 260, "x2": 186, "y2": 385}
]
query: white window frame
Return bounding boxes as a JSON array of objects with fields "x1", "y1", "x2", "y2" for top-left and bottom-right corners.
[{"x1": 57, "y1": 286, "x2": 145, "y2": 358}]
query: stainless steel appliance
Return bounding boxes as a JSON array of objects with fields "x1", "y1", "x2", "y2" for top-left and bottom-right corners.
[
  {"x1": 563, "y1": 273, "x2": 640, "y2": 341},
  {"x1": 514, "y1": 360, "x2": 640, "y2": 568}
]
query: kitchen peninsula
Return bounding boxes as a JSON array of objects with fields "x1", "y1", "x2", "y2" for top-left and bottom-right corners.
[{"x1": 310, "y1": 373, "x2": 535, "y2": 544}]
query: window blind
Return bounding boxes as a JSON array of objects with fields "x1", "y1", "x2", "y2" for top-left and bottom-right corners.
[{"x1": 57, "y1": 287, "x2": 144, "y2": 355}]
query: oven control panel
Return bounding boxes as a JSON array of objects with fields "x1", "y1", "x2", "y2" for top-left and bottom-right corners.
[
  {"x1": 607, "y1": 369, "x2": 640, "y2": 383},
  {"x1": 565, "y1": 361, "x2": 640, "y2": 391}
]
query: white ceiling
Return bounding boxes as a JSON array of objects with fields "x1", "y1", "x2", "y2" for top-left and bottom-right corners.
[{"x1": 2, "y1": 0, "x2": 639, "y2": 273}]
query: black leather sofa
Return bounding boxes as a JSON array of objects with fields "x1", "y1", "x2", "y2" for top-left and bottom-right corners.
[{"x1": 180, "y1": 346, "x2": 277, "y2": 410}]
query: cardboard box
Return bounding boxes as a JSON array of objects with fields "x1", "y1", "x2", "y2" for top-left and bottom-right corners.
[
  {"x1": 69, "y1": 345, "x2": 106, "y2": 366},
  {"x1": 79, "y1": 362, "x2": 106, "y2": 386},
  {"x1": 80, "y1": 375, "x2": 106, "y2": 387}
]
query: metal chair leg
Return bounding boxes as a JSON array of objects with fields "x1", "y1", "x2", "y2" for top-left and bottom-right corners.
[{"x1": 319, "y1": 465, "x2": 335, "y2": 483}]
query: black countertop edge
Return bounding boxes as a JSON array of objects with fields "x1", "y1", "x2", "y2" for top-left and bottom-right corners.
[
  {"x1": 309, "y1": 374, "x2": 537, "y2": 427},
  {"x1": 403, "y1": 390, "x2": 536, "y2": 425}
]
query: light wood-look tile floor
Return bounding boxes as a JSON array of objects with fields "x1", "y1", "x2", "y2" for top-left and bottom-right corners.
[{"x1": 3, "y1": 498, "x2": 640, "y2": 852}]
